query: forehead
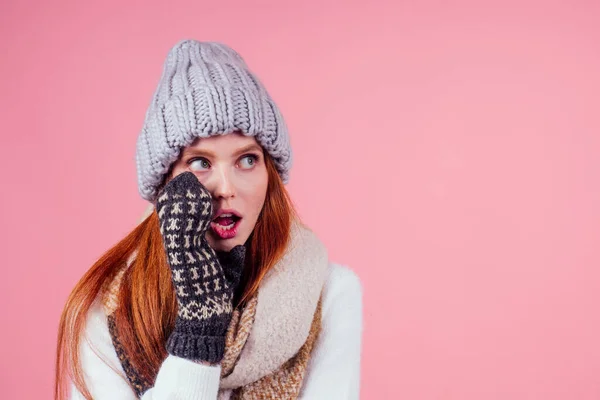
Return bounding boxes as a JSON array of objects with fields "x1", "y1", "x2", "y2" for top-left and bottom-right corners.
[{"x1": 185, "y1": 132, "x2": 262, "y2": 153}]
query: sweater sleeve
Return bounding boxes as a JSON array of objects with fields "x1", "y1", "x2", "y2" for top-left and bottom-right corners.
[
  {"x1": 69, "y1": 298, "x2": 222, "y2": 400},
  {"x1": 299, "y1": 264, "x2": 364, "y2": 399}
]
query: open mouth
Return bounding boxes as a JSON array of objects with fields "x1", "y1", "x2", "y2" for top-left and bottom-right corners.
[
  {"x1": 212, "y1": 214, "x2": 241, "y2": 230},
  {"x1": 210, "y1": 213, "x2": 242, "y2": 240}
]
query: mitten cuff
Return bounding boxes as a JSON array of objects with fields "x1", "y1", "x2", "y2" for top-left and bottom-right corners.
[{"x1": 166, "y1": 331, "x2": 226, "y2": 364}]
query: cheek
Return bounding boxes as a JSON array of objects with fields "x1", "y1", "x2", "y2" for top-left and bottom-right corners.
[
  {"x1": 242, "y1": 182, "x2": 268, "y2": 217},
  {"x1": 248, "y1": 189, "x2": 267, "y2": 215}
]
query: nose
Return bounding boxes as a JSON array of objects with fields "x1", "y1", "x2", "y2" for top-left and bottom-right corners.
[{"x1": 209, "y1": 167, "x2": 235, "y2": 200}]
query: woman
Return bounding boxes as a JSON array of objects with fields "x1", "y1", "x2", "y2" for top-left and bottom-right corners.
[{"x1": 55, "y1": 39, "x2": 363, "y2": 399}]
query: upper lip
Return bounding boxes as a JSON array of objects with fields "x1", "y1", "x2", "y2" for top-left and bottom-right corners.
[{"x1": 212, "y1": 208, "x2": 242, "y2": 221}]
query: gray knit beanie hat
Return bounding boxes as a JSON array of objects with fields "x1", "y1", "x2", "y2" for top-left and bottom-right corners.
[{"x1": 135, "y1": 39, "x2": 292, "y2": 202}]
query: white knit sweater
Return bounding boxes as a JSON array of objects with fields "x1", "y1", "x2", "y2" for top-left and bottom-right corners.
[{"x1": 69, "y1": 263, "x2": 363, "y2": 399}]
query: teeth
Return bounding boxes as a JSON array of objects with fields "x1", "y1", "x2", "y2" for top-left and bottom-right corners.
[
  {"x1": 215, "y1": 221, "x2": 235, "y2": 230},
  {"x1": 212, "y1": 218, "x2": 237, "y2": 230}
]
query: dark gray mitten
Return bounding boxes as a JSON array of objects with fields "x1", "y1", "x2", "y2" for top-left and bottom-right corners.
[
  {"x1": 215, "y1": 245, "x2": 247, "y2": 305},
  {"x1": 156, "y1": 171, "x2": 246, "y2": 363}
]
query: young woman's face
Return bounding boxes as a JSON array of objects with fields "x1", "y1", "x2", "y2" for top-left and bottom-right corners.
[{"x1": 166, "y1": 132, "x2": 269, "y2": 252}]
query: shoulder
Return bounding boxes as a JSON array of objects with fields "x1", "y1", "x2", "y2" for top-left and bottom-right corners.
[
  {"x1": 323, "y1": 262, "x2": 363, "y2": 303},
  {"x1": 300, "y1": 263, "x2": 363, "y2": 397},
  {"x1": 67, "y1": 296, "x2": 131, "y2": 397},
  {"x1": 80, "y1": 296, "x2": 123, "y2": 367},
  {"x1": 320, "y1": 263, "x2": 363, "y2": 326}
]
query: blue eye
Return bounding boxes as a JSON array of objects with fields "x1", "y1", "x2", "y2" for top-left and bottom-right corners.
[
  {"x1": 240, "y1": 154, "x2": 259, "y2": 169},
  {"x1": 187, "y1": 154, "x2": 259, "y2": 172},
  {"x1": 189, "y1": 158, "x2": 210, "y2": 171}
]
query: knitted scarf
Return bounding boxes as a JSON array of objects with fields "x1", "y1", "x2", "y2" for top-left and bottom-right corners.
[{"x1": 101, "y1": 217, "x2": 329, "y2": 399}]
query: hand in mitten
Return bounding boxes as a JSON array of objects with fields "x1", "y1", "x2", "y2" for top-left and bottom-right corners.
[
  {"x1": 215, "y1": 244, "x2": 247, "y2": 306},
  {"x1": 155, "y1": 171, "x2": 246, "y2": 364}
]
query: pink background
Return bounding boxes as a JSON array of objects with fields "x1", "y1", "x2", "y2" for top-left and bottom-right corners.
[{"x1": 1, "y1": 0, "x2": 600, "y2": 398}]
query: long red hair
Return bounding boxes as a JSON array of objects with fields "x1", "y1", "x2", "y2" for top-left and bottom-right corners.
[{"x1": 54, "y1": 152, "x2": 299, "y2": 399}]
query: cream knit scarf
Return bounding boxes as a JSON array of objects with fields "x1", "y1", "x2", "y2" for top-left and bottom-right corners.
[{"x1": 101, "y1": 217, "x2": 329, "y2": 399}]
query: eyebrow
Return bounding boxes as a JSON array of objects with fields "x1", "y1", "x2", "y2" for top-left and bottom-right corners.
[{"x1": 182, "y1": 143, "x2": 263, "y2": 158}]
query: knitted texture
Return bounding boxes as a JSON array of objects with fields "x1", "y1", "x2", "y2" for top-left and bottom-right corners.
[
  {"x1": 220, "y1": 292, "x2": 323, "y2": 400},
  {"x1": 105, "y1": 287, "x2": 323, "y2": 399},
  {"x1": 100, "y1": 213, "x2": 330, "y2": 397},
  {"x1": 106, "y1": 314, "x2": 151, "y2": 397},
  {"x1": 157, "y1": 171, "x2": 244, "y2": 363},
  {"x1": 136, "y1": 39, "x2": 292, "y2": 202},
  {"x1": 103, "y1": 243, "x2": 248, "y2": 398}
]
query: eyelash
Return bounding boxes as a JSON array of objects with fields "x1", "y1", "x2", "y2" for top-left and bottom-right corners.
[{"x1": 187, "y1": 153, "x2": 260, "y2": 169}]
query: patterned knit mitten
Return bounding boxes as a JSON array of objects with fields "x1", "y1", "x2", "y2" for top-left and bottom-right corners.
[{"x1": 156, "y1": 171, "x2": 246, "y2": 363}]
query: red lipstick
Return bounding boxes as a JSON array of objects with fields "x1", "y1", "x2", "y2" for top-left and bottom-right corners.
[{"x1": 210, "y1": 208, "x2": 242, "y2": 239}]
